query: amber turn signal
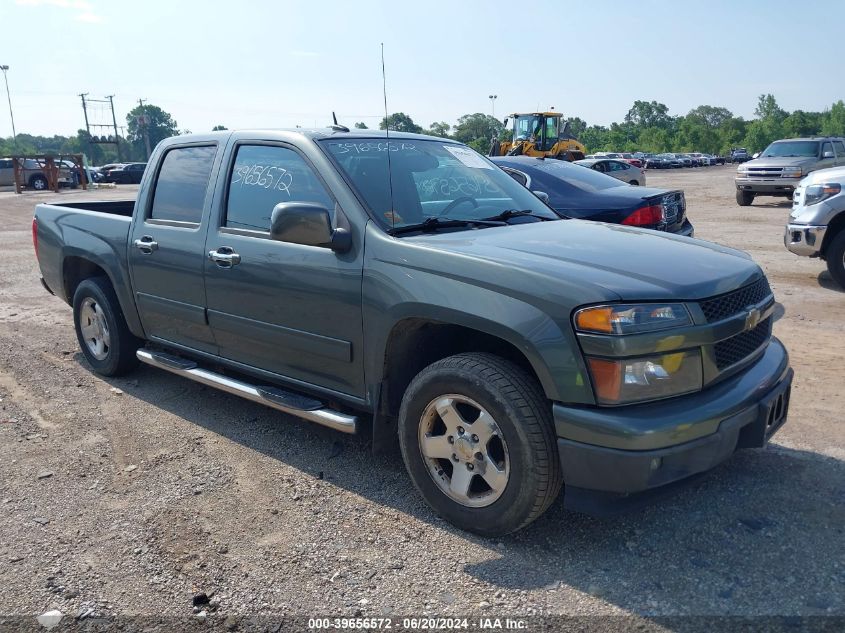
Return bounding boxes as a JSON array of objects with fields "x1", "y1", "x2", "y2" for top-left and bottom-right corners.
[{"x1": 574, "y1": 306, "x2": 614, "y2": 334}]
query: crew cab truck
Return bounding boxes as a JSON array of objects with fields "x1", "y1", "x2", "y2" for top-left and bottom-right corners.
[
  {"x1": 785, "y1": 166, "x2": 845, "y2": 288},
  {"x1": 33, "y1": 130, "x2": 793, "y2": 536},
  {"x1": 735, "y1": 137, "x2": 845, "y2": 206}
]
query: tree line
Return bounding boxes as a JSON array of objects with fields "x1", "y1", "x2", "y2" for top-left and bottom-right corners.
[{"x1": 2, "y1": 94, "x2": 844, "y2": 162}]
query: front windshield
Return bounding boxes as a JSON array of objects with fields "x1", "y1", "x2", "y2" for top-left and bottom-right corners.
[
  {"x1": 513, "y1": 115, "x2": 542, "y2": 142},
  {"x1": 322, "y1": 139, "x2": 559, "y2": 231},
  {"x1": 761, "y1": 141, "x2": 819, "y2": 158}
]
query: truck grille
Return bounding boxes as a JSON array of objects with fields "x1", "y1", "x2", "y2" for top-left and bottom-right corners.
[
  {"x1": 746, "y1": 167, "x2": 784, "y2": 178},
  {"x1": 699, "y1": 277, "x2": 773, "y2": 323},
  {"x1": 714, "y1": 317, "x2": 772, "y2": 370}
]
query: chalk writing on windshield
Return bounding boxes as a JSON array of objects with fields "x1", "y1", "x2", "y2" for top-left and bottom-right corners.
[{"x1": 330, "y1": 142, "x2": 418, "y2": 155}]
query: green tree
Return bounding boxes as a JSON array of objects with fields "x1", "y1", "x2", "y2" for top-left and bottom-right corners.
[
  {"x1": 126, "y1": 104, "x2": 179, "y2": 157},
  {"x1": 563, "y1": 117, "x2": 587, "y2": 139},
  {"x1": 821, "y1": 101, "x2": 845, "y2": 136},
  {"x1": 754, "y1": 94, "x2": 787, "y2": 123},
  {"x1": 624, "y1": 100, "x2": 672, "y2": 129},
  {"x1": 781, "y1": 110, "x2": 821, "y2": 137},
  {"x1": 686, "y1": 105, "x2": 733, "y2": 128},
  {"x1": 452, "y1": 113, "x2": 504, "y2": 152},
  {"x1": 212, "y1": 125, "x2": 228, "y2": 131},
  {"x1": 424, "y1": 121, "x2": 451, "y2": 138},
  {"x1": 580, "y1": 125, "x2": 609, "y2": 152},
  {"x1": 378, "y1": 112, "x2": 422, "y2": 133},
  {"x1": 353, "y1": 121, "x2": 368, "y2": 129}
]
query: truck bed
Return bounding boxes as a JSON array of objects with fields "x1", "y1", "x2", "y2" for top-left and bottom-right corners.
[{"x1": 34, "y1": 199, "x2": 143, "y2": 334}]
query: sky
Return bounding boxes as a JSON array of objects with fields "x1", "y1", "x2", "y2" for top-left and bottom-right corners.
[{"x1": 1, "y1": 0, "x2": 844, "y2": 138}]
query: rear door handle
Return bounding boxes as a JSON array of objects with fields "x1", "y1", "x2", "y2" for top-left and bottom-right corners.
[
  {"x1": 133, "y1": 236, "x2": 158, "y2": 253},
  {"x1": 208, "y1": 247, "x2": 241, "y2": 268}
]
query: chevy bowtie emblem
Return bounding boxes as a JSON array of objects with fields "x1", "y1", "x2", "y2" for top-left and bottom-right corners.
[{"x1": 744, "y1": 307, "x2": 762, "y2": 332}]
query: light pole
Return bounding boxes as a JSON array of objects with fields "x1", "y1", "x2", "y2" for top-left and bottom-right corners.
[
  {"x1": 0, "y1": 65, "x2": 17, "y2": 149},
  {"x1": 488, "y1": 94, "x2": 497, "y2": 119}
]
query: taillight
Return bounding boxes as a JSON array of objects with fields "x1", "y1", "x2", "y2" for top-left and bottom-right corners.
[
  {"x1": 622, "y1": 204, "x2": 664, "y2": 226},
  {"x1": 32, "y1": 217, "x2": 38, "y2": 260}
]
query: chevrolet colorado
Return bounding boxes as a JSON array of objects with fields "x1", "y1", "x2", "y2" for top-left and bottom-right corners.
[{"x1": 33, "y1": 129, "x2": 792, "y2": 535}]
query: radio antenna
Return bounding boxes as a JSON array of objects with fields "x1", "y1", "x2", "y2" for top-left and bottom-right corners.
[{"x1": 381, "y1": 43, "x2": 396, "y2": 229}]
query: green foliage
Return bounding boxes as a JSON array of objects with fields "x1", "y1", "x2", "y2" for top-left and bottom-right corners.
[
  {"x1": 353, "y1": 121, "x2": 369, "y2": 129},
  {"x1": 212, "y1": 125, "x2": 228, "y2": 131},
  {"x1": 126, "y1": 104, "x2": 179, "y2": 158},
  {"x1": 452, "y1": 113, "x2": 504, "y2": 149},
  {"x1": 378, "y1": 112, "x2": 422, "y2": 133},
  {"x1": 821, "y1": 101, "x2": 845, "y2": 137},
  {"x1": 424, "y1": 121, "x2": 451, "y2": 138}
]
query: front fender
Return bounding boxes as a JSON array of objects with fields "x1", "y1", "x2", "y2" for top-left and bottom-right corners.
[{"x1": 362, "y1": 250, "x2": 593, "y2": 405}]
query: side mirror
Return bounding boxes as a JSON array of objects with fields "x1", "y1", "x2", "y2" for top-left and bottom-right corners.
[
  {"x1": 533, "y1": 191, "x2": 550, "y2": 204},
  {"x1": 823, "y1": 150, "x2": 834, "y2": 159},
  {"x1": 502, "y1": 117, "x2": 509, "y2": 128},
  {"x1": 751, "y1": 152, "x2": 760, "y2": 159},
  {"x1": 270, "y1": 203, "x2": 352, "y2": 253}
]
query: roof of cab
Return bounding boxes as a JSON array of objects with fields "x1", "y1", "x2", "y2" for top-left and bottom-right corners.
[{"x1": 162, "y1": 128, "x2": 455, "y2": 145}]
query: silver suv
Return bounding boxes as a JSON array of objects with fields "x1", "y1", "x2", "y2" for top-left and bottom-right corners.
[{"x1": 735, "y1": 137, "x2": 845, "y2": 206}]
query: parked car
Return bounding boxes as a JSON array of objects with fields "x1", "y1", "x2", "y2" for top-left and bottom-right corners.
[
  {"x1": 493, "y1": 156, "x2": 692, "y2": 235},
  {"x1": 573, "y1": 158, "x2": 647, "y2": 186},
  {"x1": 644, "y1": 155, "x2": 668, "y2": 169},
  {"x1": 730, "y1": 148, "x2": 750, "y2": 163},
  {"x1": 658, "y1": 153, "x2": 683, "y2": 168},
  {"x1": 618, "y1": 153, "x2": 643, "y2": 168},
  {"x1": 34, "y1": 129, "x2": 790, "y2": 536},
  {"x1": 785, "y1": 166, "x2": 845, "y2": 287},
  {"x1": 0, "y1": 157, "x2": 73, "y2": 190},
  {"x1": 102, "y1": 162, "x2": 147, "y2": 184},
  {"x1": 713, "y1": 155, "x2": 727, "y2": 165},
  {"x1": 735, "y1": 137, "x2": 845, "y2": 206}
]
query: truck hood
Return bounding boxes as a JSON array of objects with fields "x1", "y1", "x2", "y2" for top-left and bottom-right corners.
[
  {"x1": 403, "y1": 220, "x2": 762, "y2": 302},
  {"x1": 743, "y1": 156, "x2": 817, "y2": 169}
]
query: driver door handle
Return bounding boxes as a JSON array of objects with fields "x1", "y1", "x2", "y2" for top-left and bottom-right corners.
[
  {"x1": 208, "y1": 246, "x2": 241, "y2": 268},
  {"x1": 133, "y1": 236, "x2": 158, "y2": 253}
]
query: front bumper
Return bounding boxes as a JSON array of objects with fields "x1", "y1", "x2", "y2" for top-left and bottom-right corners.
[
  {"x1": 736, "y1": 177, "x2": 799, "y2": 195},
  {"x1": 554, "y1": 339, "x2": 791, "y2": 495},
  {"x1": 785, "y1": 223, "x2": 827, "y2": 257}
]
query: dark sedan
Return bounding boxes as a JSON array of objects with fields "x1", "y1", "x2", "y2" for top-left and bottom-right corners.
[
  {"x1": 491, "y1": 156, "x2": 694, "y2": 236},
  {"x1": 103, "y1": 162, "x2": 147, "y2": 184}
]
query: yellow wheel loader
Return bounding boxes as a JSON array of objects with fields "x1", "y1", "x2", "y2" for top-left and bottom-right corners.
[{"x1": 489, "y1": 112, "x2": 586, "y2": 161}]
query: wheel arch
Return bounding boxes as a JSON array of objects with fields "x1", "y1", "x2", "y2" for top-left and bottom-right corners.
[{"x1": 821, "y1": 211, "x2": 845, "y2": 259}]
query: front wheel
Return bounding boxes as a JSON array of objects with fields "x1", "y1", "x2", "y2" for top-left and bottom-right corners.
[
  {"x1": 736, "y1": 189, "x2": 754, "y2": 206},
  {"x1": 73, "y1": 277, "x2": 142, "y2": 376},
  {"x1": 398, "y1": 353, "x2": 562, "y2": 536},
  {"x1": 826, "y1": 230, "x2": 845, "y2": 289}
]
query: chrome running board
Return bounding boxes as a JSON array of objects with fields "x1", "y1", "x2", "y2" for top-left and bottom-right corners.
[{"x1": 136, "y1": 349, "x2": 357, "y2": 434}]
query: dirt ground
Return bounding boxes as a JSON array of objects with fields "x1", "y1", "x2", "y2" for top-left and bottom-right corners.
[{"x1": 0, "y1": 167, "x2": 843, "y2": 629}]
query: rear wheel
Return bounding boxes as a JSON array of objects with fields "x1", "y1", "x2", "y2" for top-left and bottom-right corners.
[
  {"x1": 826, "y1": 230, "x2": 845, "y2": 289},
  {"x1": 736, "y1": 190, "x2": 754, "y2": 206},
  {"x1": 73, "y1": 277, "x2": 142, "y2": 376},
  {"x1": 29, "y1": 175, "x2": 48, "y2": 190},
  {"x1": 398, "y1": 353, "x2": 561, "y2": 536},
  {"x1": 629, "y1": 180, "x2": 639, "y2": 186}
]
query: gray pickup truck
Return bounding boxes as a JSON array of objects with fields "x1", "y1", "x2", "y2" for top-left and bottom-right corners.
[
  {"x1": 33, "y1": 129, "x2": 792, "y2": 535},
  {"x1": 735, "y1": 137, "x2": 845, "y2": 206}
]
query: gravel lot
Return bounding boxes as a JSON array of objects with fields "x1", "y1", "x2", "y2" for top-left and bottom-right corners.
[{"x1": 0, "y1": 167, "x2": 843, "y2": 630}]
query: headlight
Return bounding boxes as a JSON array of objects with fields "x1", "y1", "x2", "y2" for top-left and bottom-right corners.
[
  {"x1": 574, "y1": 304, "x2": 691, "y2": 335},
  {"x1": 804, "y1": 183, "x2": 841, "y2": 206},
  {"x1": 736, "y1": 166, "x2": 748, "y2": 175},
  {"x1": 781, "y1": 167, "x2": 803, "y2": 178},
  {"x1": 586, "y1": 350, "x2": 703, "y2": 405}
]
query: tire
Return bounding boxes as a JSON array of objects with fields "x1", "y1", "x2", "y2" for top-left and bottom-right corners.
[
  {"x1": 29, "y1": 175, "x2": 48, "y2": 190},
  {"x1": 629, "y1": 180, "x2": 639, "y2": 186},
  {"x1": 398, "y1": 353, "x2": 562, "y2": 536},
  {"x1": 736, "y1": 190, "x2": 754, "y2": 206},
  {"x1": 73, "y1": 277, "x2": 142, "y2": 376},
  {"x1": 825, "y1": 230, "x2": 845, "y2": 289}
]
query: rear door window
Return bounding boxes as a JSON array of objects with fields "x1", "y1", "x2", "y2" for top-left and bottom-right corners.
[
  {"x1": 225, "y1": 145, "x2": 334, "y2": 232},
  {"x1": 833, "y1": 141, "x2": 845, "y2": 157},
  {"x1": 150, "y1": 145, "x2": 217, "y2": 224}
]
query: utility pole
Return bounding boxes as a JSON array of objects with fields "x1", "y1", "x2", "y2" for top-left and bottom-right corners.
[
  {"x1": 107, "y1": 95, "x2": 122, "y2": 161},
  {"x1": 1, "y1": 65, "x2": 17, "y2": 149},
  {"x1": 79, "y1": 93, "x2": 91, "y2": 157},
  {"x1": 489, "y1": 94, "x2": 497, "y2": 119},
  {"x1": 138, "y1": 98, "x2": 152, "y2": 160}
]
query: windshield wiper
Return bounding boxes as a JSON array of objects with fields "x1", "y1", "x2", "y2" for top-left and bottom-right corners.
[
  {"x1": 389, "y1": 216, "x2": 505, "y2": 236},
  {"x1": 482, "y1": 209, "x2": 556, "y2": 222}
]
